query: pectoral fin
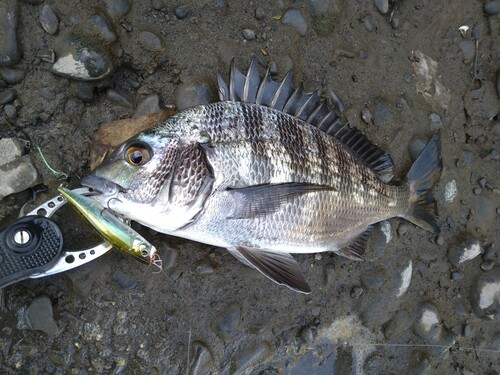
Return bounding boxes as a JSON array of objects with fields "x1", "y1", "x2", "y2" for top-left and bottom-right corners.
[
  {"x1": 227, "y1": 182, "x2": 334, "y2": 219},
  {"x1": 233, "y1": 246, "x2": 311, "y2": 294}
]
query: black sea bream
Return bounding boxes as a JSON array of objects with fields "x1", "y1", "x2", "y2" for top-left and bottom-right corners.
[{"x1": 82, "y1": 58, "x2": 442, "y2": 293}]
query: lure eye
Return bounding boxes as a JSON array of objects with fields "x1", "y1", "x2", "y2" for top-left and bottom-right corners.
[{"x1": 125, "y1": 144, "x2": 152, "y2": 166}]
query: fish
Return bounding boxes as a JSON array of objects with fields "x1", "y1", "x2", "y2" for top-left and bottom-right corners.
[
  {"x1": 81, "y1": 57, "x2": 442, "y2": 293},
  {"x1": 57, "y1": 186, "x2": 160, "y2": 266}
]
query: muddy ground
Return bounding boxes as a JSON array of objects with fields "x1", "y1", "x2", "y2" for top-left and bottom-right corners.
[{"x1": 0, "y1": 0, "x2": 499, "y2": 374}]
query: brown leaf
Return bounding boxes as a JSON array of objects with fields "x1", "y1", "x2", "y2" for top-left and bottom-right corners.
[{"x1": 90, "y1": 110, "x2": 175, "y2": 171}]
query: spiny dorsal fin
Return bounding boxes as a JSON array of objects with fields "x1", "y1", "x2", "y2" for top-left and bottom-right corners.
[{"x1": 218, "y1": 57, "x2": 395, "y2": 182}]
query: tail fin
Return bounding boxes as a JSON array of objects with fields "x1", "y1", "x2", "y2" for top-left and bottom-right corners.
[{"x1": 403, "y1": 134, "x2": 442, "y2": 233}]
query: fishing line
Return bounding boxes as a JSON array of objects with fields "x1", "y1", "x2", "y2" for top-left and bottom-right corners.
[
  {"x1": 346, "y1": 341, "x2": 499, "y2": 354},
  {"x1": 35, "y1": 144, "x2": 69, "y2": 180}
]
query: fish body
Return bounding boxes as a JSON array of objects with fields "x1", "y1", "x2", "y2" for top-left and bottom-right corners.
[
  {"x1": 57, "y1": 187, "x2": 158, "y2": 264},
  {"x1": 82, "y1": 58, "x2": 442, "y2": 293}
]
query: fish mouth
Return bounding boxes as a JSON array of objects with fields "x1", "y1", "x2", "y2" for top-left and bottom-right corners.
[{"x1": 81, "y1": 175, "x2": 128, "y2": 196}]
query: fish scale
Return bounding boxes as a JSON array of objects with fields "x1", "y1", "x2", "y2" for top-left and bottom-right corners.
[{"x1": 84, "y1": 58, "x2": 442, "y2": 293}]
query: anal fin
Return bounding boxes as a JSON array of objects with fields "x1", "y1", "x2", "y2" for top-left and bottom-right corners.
[
  {"x1": 337, "y1": 226, "x2": 373, "y2": 261},
  {"x1": 233, "y1": 246, "x2": 311, "y2": 294}
]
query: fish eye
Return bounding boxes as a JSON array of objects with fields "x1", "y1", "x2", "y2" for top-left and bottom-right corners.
[{"x1": 124, "y1": 144, "x2": 152, "y2": 166}]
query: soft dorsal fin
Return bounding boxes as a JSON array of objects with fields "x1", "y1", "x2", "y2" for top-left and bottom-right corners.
[{"x1": 217, "y1": 57, "x2": 395, "y2": 182}]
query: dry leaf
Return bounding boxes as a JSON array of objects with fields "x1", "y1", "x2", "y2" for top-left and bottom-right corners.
[{"x1": 90, "y1": 110, "x2": 175, "y2": 170}]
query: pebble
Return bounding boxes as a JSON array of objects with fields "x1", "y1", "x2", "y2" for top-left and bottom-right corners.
[
  {"x1": 374, "y1": 0, "x2": 389, "y2": 14},
  {"x1": 471, "y1": 268, "x2": 499, "y2": 320},
  {"x1": 429, "y1": 113, "x2": 443, "y2": 130},
  {"x1": 435, "y1": 234, "x2": 444, "y2": 246},
  {"x1": 383, "y1": 310, "x2": 410, "y2": 340},
  {"x1": 39, "y1": 5, "x2": 59, "y2": 35},
  {"x1": 463, "y1": 150, "x2": 474, "y2": 167},
  {"x1": 0, "y1": 0, "x2": 20, "y2": 66},
  {"x1": 0, "y1": 155, "x2": 40, "y2": 199},
  {"x1": 152, "y1": 0, "x2": 168, "y2": 10},
  {"x1": 269, "y1": 61, "x2": 278, "y2": 76},
  {"x1": 106, "y1": 89, "x2": 132, "y2": 107},
  {"x1": 0, "y1": 67, "x2": 24, "y2": 84},
  {"x1": 444, "y1": 180, "x2": 458, "y2": 203},
  {"x1": 24, "y1": 296, "x2": 59, "y2": 336},
  {"x1": 70, "y1": 81, "x2": 94, "y2": 102},
  {"x1": 395, "y1": 223, "x2": 409, "y2": 237},
  {"x1": 350, "y1": 286, "x2": 364, "y2": 299},
  {"x1": 4, "y1": 103, "x2": 16, "y2": 118},
  {"x1": 0, "y1": 138, "x2": 22, "y2": 165},
  {"x1": 372, "y1": 98, "x2": 391, "y2": 126},
  {"x1": 361, "y1": 108, "x2": 372, "y2": 124},
  {"x1": 134, "y1": 94, "x2": 161, "y2": 116},
  {"x1": 480, "y1": 261, "x2": 494, "y2": 271},
  {"x1": 403, "y1": 73, "x2": 412, "y2": 83},
  {"x1": 281, "y1": 8, "x2": 308, "y2": 37},
  {"x1": 391, "y1": 16, "x2": 400, "y2": 29},
  {"x1": 242, "y1": 29, "x2": 256, "y2": 40},
  {"x1": 36, "y1": 48, "x2": 55, "y2": 63},
  {"x1": 121, "y1": 21, "x2": 132, "y2": 32},
  {"x1": 362, "y1": 14, "x2": 374, "y2": 32},
  {"x1": 90, "y1": 12, "x2": 117, "y2": 43},
  {"x1": 190, "y1": 341, "x2": 214, "y2": 375},
  {"x1": 112, "y1": 271, "x2": 137, "y2": 289},
  {"x1": 195, "y1": 259, "x2": 216, "y2": 274},
  {"x1": 412, "y1": 302, "x2": 443, "y2": 341},
  {"x1": 447, "y1": 238, "x2": 482, "y2": 267},
  {"x1": 459, "y1": 40, "x2": 475, "y2": 63},
  {"x1": 50, "y1": 37, "x2": 113, "y2": 81},
  {"x1": 174, "y1": 5, "x2": 191, "y2": 20},
  {"x1": 483, "y1": 246, "x2": 496, "y2": 262},
  {"x1": 484, "y1": 0, "x2": 500, "y2": 15},
  {"x1": 104, "y1": 0, "x2": 131, "y2": 18},
  {"x1": 408, "y1": 136, "x2": 426, "y2": 160},
  {"x1": 255, "y1": 7, "x2": 265, "y2": 20},
  {"x1": 233, "y1": 341, "x2": 272, "y2": 372},
  {"x1": 451, "y1": 271, "x2": 463, "y2": 280},
  {"x1": 213, "y1": 303, "x2": 241, "y2": 338},
  {"x1": 174, "y1": 77, "x2": 217, "y2": 111},
  {"x1": 0, "y1": 88, "x2": 16, "y2": 104},
  {"x1": 360, "y1": 269, "x2": 385, "y2": 289},
  {"x1": 138, "y1": 31, "x2": 163, "y2": 52}
]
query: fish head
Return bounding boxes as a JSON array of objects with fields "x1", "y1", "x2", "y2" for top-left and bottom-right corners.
[{"x1": 82, "y1": 116, "x2": 214, "y2": 232}]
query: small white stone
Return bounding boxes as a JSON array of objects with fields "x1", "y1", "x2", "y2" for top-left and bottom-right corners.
[
  {"x1": 478, "y1": 281, "x2": 500, "y2": 311},
  {"x1": 458, "y1": 241, "x2": 482, "y2": 264},
  {"x1": 458, "y1": 25, "x2": 469, "y2": 37},
  {"x1": 444, "y1": 180, "x2": 457, "y2": 203},
  {"x1": 421, "y1": 309, "x2": 439, "y2": 331},
  {"x1": 380, "y1": 221, "x2": 392, "y2": 244},
  {"x1": 397, "y1": 261, "x2": 412, "y2": 297}
]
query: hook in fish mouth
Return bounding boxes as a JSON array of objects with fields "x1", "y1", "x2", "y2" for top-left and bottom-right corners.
[{"x1": 80, "y1": 175, "x2": 129, "y2": 195}]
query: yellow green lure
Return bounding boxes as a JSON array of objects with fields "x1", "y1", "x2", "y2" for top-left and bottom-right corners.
[{"x1": 58, "y1": 186, "x2": 160, "y2": 266}]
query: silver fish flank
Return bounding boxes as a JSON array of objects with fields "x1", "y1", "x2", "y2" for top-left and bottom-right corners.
[{"x1": 82, "y1": 58, "x2": 442, "y2": 293}]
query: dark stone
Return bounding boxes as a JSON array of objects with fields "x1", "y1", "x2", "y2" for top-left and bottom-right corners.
[
  {"x1": 112, "y1": 271, "x2": 137, "y2": 289},
  {"x1": 190, "y1": 341, "x2": 214, "y2": 375},
  {"x1": 134, "y1": 94, "x2": 161, "y2": 116},
  {"x1": 0, "y1": 0, "x2": 20, "y2": 66},
  {"x1": 90, "y1": 12, "x2": 117, "y2": 43},
  {"x1": 281, "y1": 8, "x2": 308, "y2": 37},
  {"x1": 213, "y1": 303, "x2": 241, "y2": 338},
  {"x1": 255, "y1": 7, "x2": 265, "y2": 20},
  {"x1": 25, "y1": 296, "x2": 59, "y2": 336},
  {"x1": 0, "y1": 88, "x2": 16, "y2": 104},
  {"x1": 138, "y1": 31, "x2": 163, "y2": 52},
  {"x1": 242, "y1": 29, "x2": 256, "y2": 40},
  {"x1": 4, "y1": 104, "x2": 16, "y2": 118},
  {"x1": 104, "y1": 0, "x2": 131, "y2": 18},
  {"x1": 39, "y1": 5, "x2": 59, "y2": 35},
  {"x1": 106, "y1": 89, "x2": 132, "y2": 107},
  {"x1": 361, "y1": 269, "x2": 385, "y2": 289},
  {"x1": 484, "y1": 0, "x2": 500, "y2": 15},
  {"x1": 174, "y1": 77, "x2": 217, "y2": 111},
  {"x1": 174, "y1": 5, "x2": 191, "y2": 20},
  {"x1": 0, "y1": 67, "x2": 24, "y2": 84}
]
